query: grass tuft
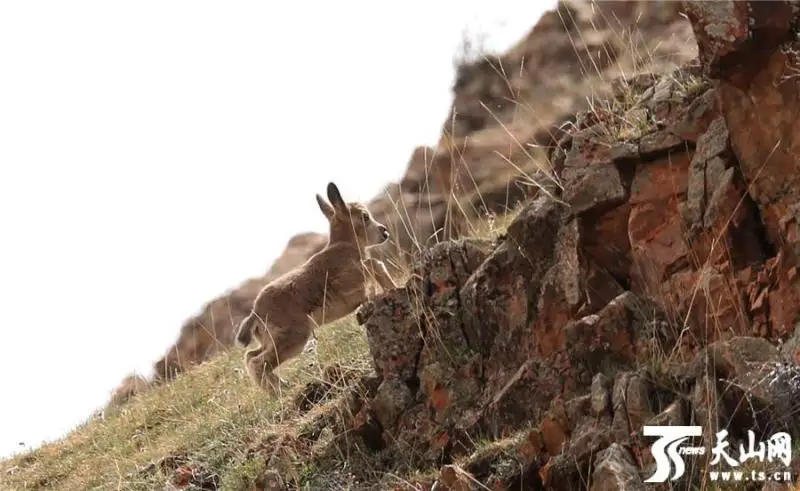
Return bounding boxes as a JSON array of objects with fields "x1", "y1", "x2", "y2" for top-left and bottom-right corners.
[{"x1": 1, "y1": 315, "x2": 372, "y2": 490}]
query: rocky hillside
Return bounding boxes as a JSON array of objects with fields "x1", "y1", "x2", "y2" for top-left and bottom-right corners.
[
  {"x1": 6, "y1": 0, "x2": 800, "y2": 490},
  {"x1": 348, "y1": 0, "x2": 800, "y2": 487},
  {"x1": 109, "y1": 0, "x2": 699, "y2": 406}
]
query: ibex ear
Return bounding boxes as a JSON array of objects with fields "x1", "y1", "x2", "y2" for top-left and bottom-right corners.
[
  {"x1": 316, "y1": 194, "x2": 335, "y2": 219},
  {"x1": 326, "y1": 182, "x2": 346, "y2": 213}
]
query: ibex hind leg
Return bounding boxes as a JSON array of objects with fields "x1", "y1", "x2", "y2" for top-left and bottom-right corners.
[
  {"x1": 235, "y1": 313, "x2": 257, "y2": 347},
  {"x1": 245, "y1": 323, "x2": 312, "y2": 395},
  {"x1": 244, "y1": 346, "x2": 277, "y2": 393}
]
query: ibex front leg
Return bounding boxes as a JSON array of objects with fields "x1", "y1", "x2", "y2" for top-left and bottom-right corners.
[{"x1": 362, "y1": 257, "x2": 398, "y2": 291}]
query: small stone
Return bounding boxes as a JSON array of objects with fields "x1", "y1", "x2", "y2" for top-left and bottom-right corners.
[
  {"x1": 639, "y1": 130, "x2": 684, "y2": 155},
  {"x1": 591, "y1": 372, "x2": 613, "y2": 417},
  {"x1": 591, "y1": 443, "x2": 646, "y2": 491},
  {"x1": 371, "y1": 377, "x2": 413, "y2": 429},
  {"x1": 563, "y1": 165, "x2": 628, "y2": 215}
]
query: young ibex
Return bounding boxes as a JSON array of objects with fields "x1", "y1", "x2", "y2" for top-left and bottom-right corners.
[{"x1": 234, "y1": 182, "x2": 398, "y2": 393}]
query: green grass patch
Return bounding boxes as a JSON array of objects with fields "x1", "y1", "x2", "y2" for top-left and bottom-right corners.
[{"x1": 1, "y1": 315, "x2": 370, "y2": 491}]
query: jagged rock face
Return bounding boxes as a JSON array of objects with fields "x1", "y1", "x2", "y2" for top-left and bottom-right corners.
[
  {"x1": 96, "y1": 0, "x2": 800, "y2": 489},
  {"x1": 111, "y1": 0, "x2": 698, "y2": 396},
  {"x1": 591, "y1": 444, "x2": 646, "y2": 491},
  {"x1": 374, "y1": 0, "x2": 699, "y2": 269},
  {"x1": 689, "y1": 0, "x2": 800, "y2": 353},
  {"x1": 112, "y1": 2, "x2": 800, "y2": 487},
  {"x1": 442, "y1": 0, "x2": 697, "y2": 142},
  {"x1": 327, "y1": 1, "x2": 800, "y2": 487}
]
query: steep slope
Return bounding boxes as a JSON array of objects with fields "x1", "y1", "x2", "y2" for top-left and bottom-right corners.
[
  {"x1": 6, "y1": 1, "x2": 800, "y2": 490},
  {"x1": 110, "y1": 0, "x2": 698, "y2": 407},
  {"x1": 336, "y1": 1, "x2": 800, "y2": 488}
]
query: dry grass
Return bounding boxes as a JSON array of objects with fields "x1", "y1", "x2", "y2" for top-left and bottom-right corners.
[
  {"x1": 469, "y1": 201, "x2": 526, "y2": 243},
  {"x1": 0, "y1": 173, "x2": 530, "y2": 491},
  {"x1": 438, "y1": 6, "x2": 797, "y2": 491},
  {"x1": 0, "y1": 315, "x2": 372, "y2": 491},
  {"x1": 1, "y1": 5, "x2": 755, "y2": 491}
]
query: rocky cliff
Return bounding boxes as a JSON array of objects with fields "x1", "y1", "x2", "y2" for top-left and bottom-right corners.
[
  {"x1": 110, "y1": 0, "x2": 699, "y2": 405},
  {"x1": 8, "y1": 0, "x2": 800, "y2": 489},
  {"x1": 328, "y1": 1, "x2": 800, "y2": 488}
]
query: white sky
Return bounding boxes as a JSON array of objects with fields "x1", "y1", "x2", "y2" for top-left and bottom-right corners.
[{"x1": 0, "y1": 1, "x2": 554, "y2": 459}]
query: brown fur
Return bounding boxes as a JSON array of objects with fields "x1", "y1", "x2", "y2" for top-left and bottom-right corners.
[
  {"x1": 148, "y1": 233, "x2": 328, "y2": 383},
  {"x1": 234, "y1": 182, "x2": 397, "y2": 393}
]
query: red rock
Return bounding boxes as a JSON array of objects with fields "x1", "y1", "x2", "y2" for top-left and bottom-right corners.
[
  {"x1": 581, "y1": 202, "x2": 632, "y2": 288},
  {"x1": 682, "y1": 1, "x2": 752, "y2": 73},
  {"x1": 669, "y1": 86, "x2": 718, "y2": 143},
  {"x1": 629, "y1": 200, "x2": 688, "y2": 294},
  {"x1": 107, "y1": 0, "x2": 698, "y2": 408},
  {"x1": 540, "y1": 417, "x2": 568, "y2": 456},
  {"x1": 686, "y1": 0, "x2": 800, "y2": 344},
  {"x1": 519, "y1": 429, "x2": 545, "y2": 461},
  {"x1": 683, "y1": 0, "x2": 795, "y2": 87},
  {"x1": 661, "y1": 268, "x2": 750, "y2": 344},
  {"x1": 629, "y1": 152, "x2": 691, "y2": 205}
]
